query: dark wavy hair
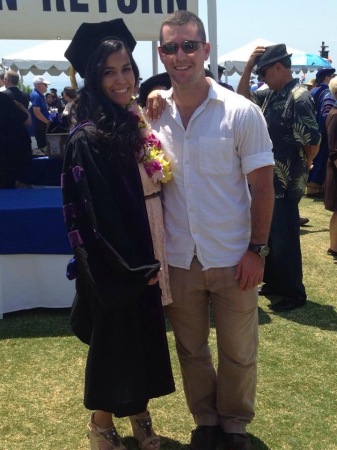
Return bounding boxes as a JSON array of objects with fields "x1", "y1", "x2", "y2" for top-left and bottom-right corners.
[{"x1": 75, "y1": 39, "x2": 142, "y2": 162}]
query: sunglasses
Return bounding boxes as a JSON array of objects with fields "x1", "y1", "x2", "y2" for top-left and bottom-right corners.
[
  {"x1": 160, "y1": 40, "x2": 206, "y2": 55},
  {"x1": 256, "y1": 64, "x2": 275, "y2": 79}
]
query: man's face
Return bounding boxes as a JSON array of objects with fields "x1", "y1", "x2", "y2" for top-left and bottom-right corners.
[
  {"x1": 257, "y1": 63, "x2": 281, "y2": 91},
  {"x1": 35, "y1": 82, "x2": 48, "y2": 94},
  {"x1": 158, "y1": 23, "x2": 210, "y2": 88}
]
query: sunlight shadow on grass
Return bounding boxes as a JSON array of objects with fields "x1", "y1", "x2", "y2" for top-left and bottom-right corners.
[
  {"x1": 261, "y1": 300, "x2": 337, "y2": 331},
  {"x1": 0, "y1": 307, "x2": 72, "y2": 339}
]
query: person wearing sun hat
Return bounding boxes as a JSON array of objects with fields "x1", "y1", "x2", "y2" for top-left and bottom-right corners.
[
  {"x1": 302, "y1": 77, "x2": 316, "y2": 92},
  {"x1": 306, "y1": 67, "x2": 336, "y2": 196},
  {"x1": 63, "y1": 18, "x2": 175, "y2": 450},
  {"x1": 238, "y1": 44, "x2": 320, "y2": 312}
]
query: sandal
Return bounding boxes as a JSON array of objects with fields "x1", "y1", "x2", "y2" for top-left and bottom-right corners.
[
  {"x1": 87, "y1": 413, "x2": 127, "y2": 450},
  {"x1": 129, "y1": 412, "x2": 160, "y2": 450}
]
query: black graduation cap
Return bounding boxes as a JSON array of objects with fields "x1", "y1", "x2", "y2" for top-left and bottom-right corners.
[
  {"x1": 208, "y1": 64, "x2": 225, "y2": 75},
  {"x1": 138, "y1": 72, "x2": 172, "y2": 107},
  {"x1": 65, "y1": 18, "x2": 137, "y2": 78}
]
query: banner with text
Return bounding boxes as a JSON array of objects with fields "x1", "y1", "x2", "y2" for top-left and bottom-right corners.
[{"x1": 0, "y1": 0, "x2": 198, "y2": 40}]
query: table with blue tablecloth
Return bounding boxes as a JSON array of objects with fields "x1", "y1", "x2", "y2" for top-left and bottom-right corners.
[{"x1": 0, "y1": 188, "x2": 75, "y2": 317}]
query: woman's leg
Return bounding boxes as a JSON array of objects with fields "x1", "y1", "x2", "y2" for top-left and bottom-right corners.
[
  {"x1": 93, "y1": 410, "x2": 114, "y2": 428},
  {"x1": 88, "y1": 410, "x2": 126, "y2": 450},
  {"x1": 129, "y1": 410, "x2": 160, "y2": 450}
]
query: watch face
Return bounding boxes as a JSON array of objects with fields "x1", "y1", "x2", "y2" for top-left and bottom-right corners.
[
  {"x1": 249, "y1": 243, "x2": 270, "y2": 257},
  {"x1": 260, "y1": 245, "x2": 270, "y2": 257}
]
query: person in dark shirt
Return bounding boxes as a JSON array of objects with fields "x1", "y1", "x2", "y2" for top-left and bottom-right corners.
[
  {"x1": 3, "y1": 70, "x2": 31, "y2": 109},
  {"x1": 238, "y1": 44, "x2": 321, "y2": 311},
  {"x1": 0, "y1": 92, "x2": 31, "y2": 188},
  {"x1": 63, "y1": 18, "x2": 175, "y2": 450},
  {"x1": 307, "y1": 68, "x2": 336, "y2": 196}
]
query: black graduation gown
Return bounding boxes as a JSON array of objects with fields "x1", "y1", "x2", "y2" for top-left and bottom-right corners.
[{"x1": 62, "y1": 123, "x2": 175, "y2": 414}]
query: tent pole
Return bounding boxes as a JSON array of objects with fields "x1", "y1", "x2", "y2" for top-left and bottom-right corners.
[
  {"x1": 207, "y1": 0, "x2": 218, "y2": 81},
  {"x1": 152, "y1": 41, "x2": 158, "y2": 75}
]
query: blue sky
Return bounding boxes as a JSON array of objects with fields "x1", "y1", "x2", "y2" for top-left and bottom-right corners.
[{"x1": 1, "y1": 0, "x2": 336, "y2": 90}]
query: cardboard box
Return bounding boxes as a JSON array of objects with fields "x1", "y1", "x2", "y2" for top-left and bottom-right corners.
[{"x1": 46, "y1": 133, "x2": 68, "y2": 158}]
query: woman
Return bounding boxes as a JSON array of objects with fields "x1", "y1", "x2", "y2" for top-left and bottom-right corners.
[
  {"x1": 45, "y1": 92, "x2": 55, "y2": 111},
  {"x1": 61, "y1": 86, "x2": 77, "y2": 130},
  {"x1": 325, "y1": 77, "x2": 337, "y2": 257},
  {"x1": 63, "y1": 19, "x2": 175, "y2": 450}
]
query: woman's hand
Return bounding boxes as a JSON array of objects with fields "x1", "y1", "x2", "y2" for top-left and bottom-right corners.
[
  {"x1": 145, "y1": 90, "x2": 166, "y2": 121},
  {"x1": 147, "y1": 272, "x2": 160, "y2": 285}
]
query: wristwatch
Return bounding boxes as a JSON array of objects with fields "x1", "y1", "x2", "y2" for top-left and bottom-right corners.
[{"x1": 248, "y1": 243, "x2": 270, "y2": 257}]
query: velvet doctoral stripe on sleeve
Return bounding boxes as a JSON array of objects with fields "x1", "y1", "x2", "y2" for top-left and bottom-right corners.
[{"x1": 61, "y1": 125, "x2": 160, "y2": 316}]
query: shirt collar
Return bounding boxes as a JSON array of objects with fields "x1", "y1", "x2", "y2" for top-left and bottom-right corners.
[
  {"x1": 270, "y1": 78, "x2": 299, "y2": 100},
  {"x1": 164, "y1": 78, "x2": 228, "y2": 107}
]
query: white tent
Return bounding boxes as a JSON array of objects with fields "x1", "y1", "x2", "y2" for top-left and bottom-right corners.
[
  {"x1": 218, "y1": 38, "x2": 310, "y2": 77},
  {"x1": 2, "y1": 40, "x2": 71, "y2": 76}
]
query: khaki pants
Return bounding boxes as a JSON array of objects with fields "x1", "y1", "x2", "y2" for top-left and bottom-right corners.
[{"x1": 165, "y1": 257, "x2": 258, "y2": 433}]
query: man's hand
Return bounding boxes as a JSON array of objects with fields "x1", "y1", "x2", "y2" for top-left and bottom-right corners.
[
  {"x1": 237, "y1": 46, "x2": 266, "y2": 98},
  {"x1": 247, "y1": 46, "x2": 266, "y2": 70},
  {"x1": 145, "y1": 90, "x2": 166, "y2": 121},
  {"x1": 235, "y1": 250, "x2": 265, "y2": 290}
]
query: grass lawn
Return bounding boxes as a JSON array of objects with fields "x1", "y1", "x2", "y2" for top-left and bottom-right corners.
[{"x1": 1, "y1": 195, "x2": 337, "y2": 450}]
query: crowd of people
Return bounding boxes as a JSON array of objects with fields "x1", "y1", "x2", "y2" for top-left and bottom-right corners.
[
  {"x1": 1, "y1": 10, "x2": 337, "y2": 450},
  {"x1": 0, "y1": 70, "x2": 78, "y2": 165}
]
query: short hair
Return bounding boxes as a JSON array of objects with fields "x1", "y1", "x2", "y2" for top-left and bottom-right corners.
[
  {"x1": 4, "y1": 70, "x2": 19, "y2": 86},
  {"x1": 329, "y1": 77, "x2": 337, "y2": 97},
  {"x1": 63, "y1": 86, "x2": 77, "y2": 100},
  {"x1": 159, "y1": 10, "x2": 206, "y2": 44}
]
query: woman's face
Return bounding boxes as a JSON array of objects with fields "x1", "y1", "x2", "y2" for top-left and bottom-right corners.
[
  {"x1": 45, "y1": 94, "x2": 53, "y2": 105},
  {"x1": 100, "y1": 48, "x2": 135, "y2": 107}
]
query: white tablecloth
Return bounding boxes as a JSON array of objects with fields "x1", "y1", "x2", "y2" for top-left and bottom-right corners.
[{"x1": 0, "y1": 254, "x2": 75, "y2": 318}]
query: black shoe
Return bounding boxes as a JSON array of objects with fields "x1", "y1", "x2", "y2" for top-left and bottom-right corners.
[
  {"x1": 258, "y1": 285, "x2": 278, "y2": 297},
  {"x1": 270, "y1": 297, "x2": 306, "y2": 312},
  {"x1": 327, "y1": 248, "x2": 337, "y2": 257},
  {"x1": 223, "y1": 432, "x2": 252, "y2": 450},
  {"x1": 299, "y1": 217, "x2": 309, "y2": 226},
  {"x1": 190, "y1": 425, "x2": 219, "y2": 450}
]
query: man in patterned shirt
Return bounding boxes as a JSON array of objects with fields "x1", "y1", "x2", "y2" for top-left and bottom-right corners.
[{"x1": 237, "y1": 44, "x2": 320, "y2": 311}]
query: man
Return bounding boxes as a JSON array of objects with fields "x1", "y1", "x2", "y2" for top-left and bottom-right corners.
[
  {"x1": 3, "y1": 70, "x2": 30, "y2": 108},
  {"x1": 0, "y1": 92, "x2": 31, "y2": 188},
  {"x1": 307, "y1": 67, "x2": 335, "y2": 196},
  {"x1": 0, "y1": 72, "x2": 6, "y2": 91},
  {"x1": 151, "y1": 10, "x2": 274, "y2": 450},
  {"x1": 30, "y1": 76, "x2": 51, "y2": 151},
  {"x1": 217, "y1": 65, "x2": 234, "y2": 91},
  {"x1": 237, "y1": 44, "x2": 321, "y2": 312},
  {"x1": 2, "y1": 70, "x2": 32, "y2": 169},
  {"x1": 208, "y1": 64, "x2": 234, "y2": 91}
]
